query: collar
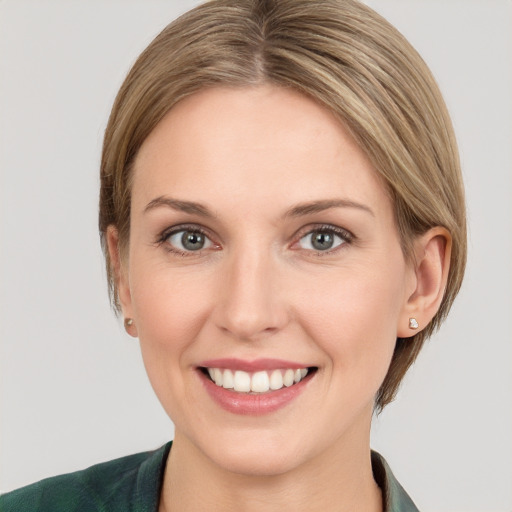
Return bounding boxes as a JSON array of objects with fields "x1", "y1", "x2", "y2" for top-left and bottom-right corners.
[{"x1": 371, "y1": 451, "x2": 420, "y2": 512}]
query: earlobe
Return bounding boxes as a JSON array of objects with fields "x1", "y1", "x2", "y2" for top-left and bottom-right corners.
[
  {"x1": 397, "y1": 227, "x2": 452, "y2": 337},
  {"x1": 106, "y1": 226, "x2": 138, "y2": 337}
]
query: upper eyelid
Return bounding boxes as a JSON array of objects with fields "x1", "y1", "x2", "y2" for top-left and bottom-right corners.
[
  {"x1": 156, "y1": 222, "x2": 354, "y2": 248},
  {"x1": 293, "y1": 223, "x2": 354, "y2": 241},
  {"x1": 157, "y1": 225, "x2": 218, "y2": 256},
  {"x1": 159, "y1": 223, "x2": 213, "y2": 240}
]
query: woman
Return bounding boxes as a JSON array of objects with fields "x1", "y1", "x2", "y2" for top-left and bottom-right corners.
[{"x1": 1, "y1": 0, "x2": 466, "y2": 510}]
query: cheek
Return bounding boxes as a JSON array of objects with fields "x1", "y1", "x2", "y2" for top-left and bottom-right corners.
[
  {"x1": 131, "y1": 262, "x2": 212, "y2": 348},
  {"x1": 298, "y1": 261, "x2": 405, "y2": 384},
  {"x1": 128, "y1": 264, "x2": 213, "y2": 404}
]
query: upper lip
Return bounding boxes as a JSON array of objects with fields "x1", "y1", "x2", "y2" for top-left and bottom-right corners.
[{"x1": 199, "y1": 358, "x2": 311, "y2": 372}]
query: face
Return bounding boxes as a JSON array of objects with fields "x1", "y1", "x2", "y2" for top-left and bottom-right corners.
[{"x1": 117, "y1": 85, "x2": 416, "y2": 476}]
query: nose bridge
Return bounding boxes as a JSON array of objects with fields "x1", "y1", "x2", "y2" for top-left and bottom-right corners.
[{"x1": 214, "y1": 242, "x2": 287, "y2": 340}]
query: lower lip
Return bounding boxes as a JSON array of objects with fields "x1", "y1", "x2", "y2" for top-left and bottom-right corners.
[{"x1": 199, "y1": 370, "x2": 313, "y2": 416}]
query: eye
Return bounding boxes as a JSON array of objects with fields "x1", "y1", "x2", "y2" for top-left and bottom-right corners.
[
  {"x1": 166, "y1": 229, "x2": 214, "y2": 252},
  {"x1": 297, "y1": 228, "x2": 349, "y2": 252}
]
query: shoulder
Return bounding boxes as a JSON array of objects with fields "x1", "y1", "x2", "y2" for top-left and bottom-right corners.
[{"x1": 0, "y1": 443, "x2": 171, "y2": 512}]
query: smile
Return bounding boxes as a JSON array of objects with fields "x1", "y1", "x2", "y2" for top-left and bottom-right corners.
[
  {"x1": 198, "y1": 359, "x2": 317, "y2": 415},
  {"x1": 205, "y1": 367, "x2": 310, "y2": 393}
]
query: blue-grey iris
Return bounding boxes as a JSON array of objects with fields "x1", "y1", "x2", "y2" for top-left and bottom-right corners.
[
  {"x1": 182, "y1": 231, "x2": 205, "y2": 250},
  {"x1": 311, "y1": 232, "x2": 334, "y2": 250}
]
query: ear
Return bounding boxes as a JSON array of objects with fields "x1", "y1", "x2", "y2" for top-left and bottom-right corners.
[
  {"x1": 397, "y1": 227, "x2": 452, "y2": 337},
  {"x1": 106, "y1": 226, "x2": 138, "y2": 337}
]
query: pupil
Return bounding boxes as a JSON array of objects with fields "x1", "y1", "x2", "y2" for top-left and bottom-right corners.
[
  {"x1": 182, "y1": 231, "x2": 204, "y2": 250},
  {"x1": 312, "y1": 232, "x2": 333, "y2": 250}
]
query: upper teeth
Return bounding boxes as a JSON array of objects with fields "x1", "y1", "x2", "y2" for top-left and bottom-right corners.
[{"x1": 207, "y1": 368, "x2": 309, "y2": 393}]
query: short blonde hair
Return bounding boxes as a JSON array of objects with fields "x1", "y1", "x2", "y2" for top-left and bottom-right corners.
[{"x1": 99, "y1": 0, "x2": 466, "y2": 410}]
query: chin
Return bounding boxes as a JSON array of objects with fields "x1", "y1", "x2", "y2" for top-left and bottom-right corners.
[
  {"x1": 212, "y1": 446, "x2": 303, "y2": 478},
  {"x1": 192, "y1": 427, "x2": 312, "y2": 478}
]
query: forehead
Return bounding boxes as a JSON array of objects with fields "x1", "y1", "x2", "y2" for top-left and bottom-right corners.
[{"x1": 132, "y1": 85, "x2": 390, "y2": 217}]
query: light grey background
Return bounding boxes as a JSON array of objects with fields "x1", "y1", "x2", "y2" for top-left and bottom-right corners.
[{"x1": 1, "y1": 1, "x2": 511, "y2": 510}]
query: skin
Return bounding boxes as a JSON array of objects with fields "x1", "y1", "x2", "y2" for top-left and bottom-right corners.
[{"x1": 108, "y1": 85, "x2": 450, "y2": 511}]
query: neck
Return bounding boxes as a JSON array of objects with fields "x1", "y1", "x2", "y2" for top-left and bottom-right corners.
[{"x1": 159, "y1": 427, "x2": 382, "y2": 512}]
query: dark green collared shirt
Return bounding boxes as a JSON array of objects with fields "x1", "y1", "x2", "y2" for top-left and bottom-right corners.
[
  {"x1": 371, "y1": 451, "x2": 419, "y2": 512},
  {"x1": 0, "y1": 443, "x2": 419, "y2": 511}
]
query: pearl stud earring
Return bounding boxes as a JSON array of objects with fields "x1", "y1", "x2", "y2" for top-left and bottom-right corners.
[{"x1": 409, "y1": 318, "x2": 419, "y2": 330}]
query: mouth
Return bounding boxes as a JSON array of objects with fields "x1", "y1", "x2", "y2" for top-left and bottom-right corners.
[
  {"x1": 196, "y1": 358, "x2": 317, "y2": 414},
  {"x1": 200, "y1": 366, "x2": 316, "y2": 394}
]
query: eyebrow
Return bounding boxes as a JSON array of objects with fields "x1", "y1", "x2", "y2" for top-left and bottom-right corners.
[
  {"x1": 285, "y1": 199, "x2": 374, "y2": 218},
  {"x1": 144, "y1": 196, "x2": 215, "y2": 218},
  {"x1": 143, "y1": 196, "x2": 374, "y2": 219}
]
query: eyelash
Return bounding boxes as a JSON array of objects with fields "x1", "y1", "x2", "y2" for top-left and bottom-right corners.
[
  {"x1": 156, "y1": 224, "x2": 216, "y2": 257},
  {"x1": 293, "y1": 224, "x2": 354, "y2": 256},
  {"x1": 155, "y1": 223, "x2": 354, "y2": 257}
]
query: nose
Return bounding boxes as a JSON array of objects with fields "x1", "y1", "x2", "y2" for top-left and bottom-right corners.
[{"x1": 212, "y1": 248, "x2": 289, "y2": 341}]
